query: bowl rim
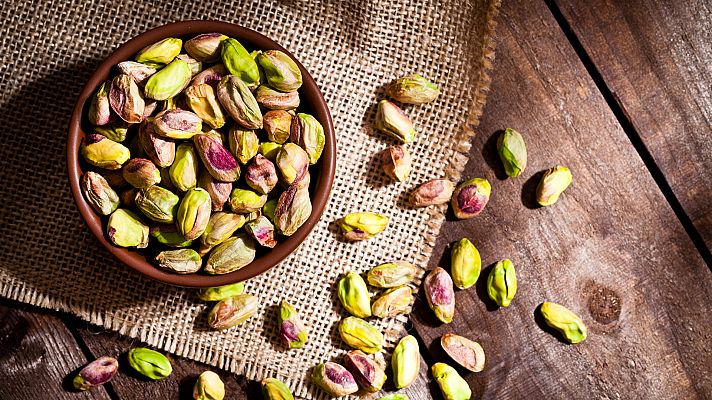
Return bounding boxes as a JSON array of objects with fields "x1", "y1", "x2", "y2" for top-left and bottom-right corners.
[{"x1": 67, "y1": 20, "x2": 336, "y2": 288}]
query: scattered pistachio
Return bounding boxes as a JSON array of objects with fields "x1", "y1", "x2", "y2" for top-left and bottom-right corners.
[
  {"x1": 312, "y1": 362, "x2": 358, "y2": 397},
  {"x1": 441, "y1": 333, "x2": 485, "y2": 372},
  {"x1": 176, "y1": 187, "x2": 212, "y2": 240},
  {"x1": 155, "y1": 248, "x2": 202, "y2": 274},
  {"x1": 392, "y1": 335, "x2": 420, "y2": 389},
  {"x1": 375, "y1": 100, "x2": 415, "y2": 143},
  {"x1": 431, "y1": 363, "x2": 471, "y2": 400},
  {"x1": 261, "y1": 377, "x2": 294, "y2": 400},
  {"x1": 451, "y1": 238, "x2": 481, "y2": 290},
  {"x1": 371, "y1": 286, "x2": 413, "y2": 318},
  {"x1": 205, "y1": 233, "x2": 257, "y2": 274},
  {"x1": 487, "y1": 259, "x2": 517, "y2": 307},
  {"x1": 452, "y1": 177, "x2": 491, "y2": 219},
  {"x1": 278, "y1": 300, "x2": 308, "y2": 349},
  {"x1": 127, "y1": 348, "x2": 172, "y2": 380},
  {"x1": 338, "y1": 316, "x2": 384, "y2": 354},
  {"x1": 424, "y1": 267, "x2": 455, "y2": 323},
  {"x1": 497, "y1": 128, "x2": 527, "y2": 177},
  {"x1": 382, "y1": 144, "x2": 412, "y2": 182},
  {"x1": 73, "y1": 356, "x2": 119, "y2": 391},
  {"x1": 540, "y1": 302, "x2": 587, "y2": 344},
  {"x1": 207, "y1": 293, "x2": 258, "y2": 330},
  {"x1": 255, "y1": 85, "x2": 300, "y2": 110},
  {"x1": 343, "y1": 350, "x2": 387, "y2": 393},
  {"x1": 197, "y1": 283, "x2": 245, "y2": 302},
  {"x1": 386, "y1": 74, "x2": 440, "y2": 104},
  {"x1": 88, "y1": 81, "x2": 111, "y2": 126},
  {"x1": 536, "y1": 165, "x2": 572, "y2": 206},
  {"x1": 107, "y1": 209, "x2": 149, "y2": 248},
  {"x1": 367, "y1": 261, "x2": 418, "y2": 288},
  {"x1": 193, "y1": 371, "x2": 225, "y2": 400},
  {"x1": 410, "y1": 179, "x2": 455, "y2": 207},
  {"x1": 81, "y1": 171, "x2": 119, "y2": 216},
  {"x1": 338, "y1": 272, "x2": 372, "y2": 318},
  {"x1": 338, "y1": 212, "x2": 388, "y2": 241}
]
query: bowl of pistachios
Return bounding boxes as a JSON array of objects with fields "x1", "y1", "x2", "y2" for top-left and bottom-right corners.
[{"x1": 67, "y1": 20, "x2": 336, "y2": 287}]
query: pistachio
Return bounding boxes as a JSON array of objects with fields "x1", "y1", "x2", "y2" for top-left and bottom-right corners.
[
  {"x1": 312, "y1": 362, "x2": 358, "y2": 398},
  {"x1": 144, "y1": 58, "x2": 192, "y2": 100},
  {"x1": 205, "y1": 233, "x2": 257, "y2": 274},
  {"x1": 338, "y1": 316, "x2": 384, "y2": 354},
  {"x1": 375, "y1": 100, "x2": 415, "y2": 143},
  {"x1": 371, "y1": 286, "x2": 413, "y2": 318},
  {"x1": 191, "y1": 64, "x2": 228, "y2": 89},
  {"x1": 228, "y1": 127, "x2": 259, "y2": 165},
  {"x1": 452, "y1": 177, "x2": 491, "y2": 219},
  {"x1": 221, "y1": 38, "x2": 260, "y2": 88},
  {"x1": 275, "y1": 143, "x2": 309, "y2": 186},
  {"x1": 143, "y1": 100, "x2": 159, "y2": 117},
  {"x1": 536, "y1": 165, "x2": 572, "y2": 206},
  {"x1": 94, "y1": 121, "x2": 129, "y2": 143},
  {"x1": 244, "y1": 210, "x2": 261, "y2": 223},
  {"x1": 441, "y1": 333, "x2": 485, "y2": 373},
  {"x1": 487, "y1": 259, "x2": 517, "y2": 307},
  {"x1": 155, "y1": 248, "x2": 202, "y2": 274},
  {"x1": 109, "y1": 74, "x2": 145, "y2": 123},
  {"x1": 198, "y1": 169, "x2": 232, "y2": 211},
  {"x1": 409, "y1": 179, "x2": 455, "y2": 207},
  {"x1": 338, "y1": 212, "x2": 389, "y2": 241},
  {"x1": 367, "y1": 261, "x2": 418, "y2": 288},
  {"x1": 177, "y1": 187, "x2": 212, "y2": 240},
  {"x1": 107, "y1": 209, "x2": 149, "y2": 248},
  {"x1": 338, "y1": 272, "x2": 372, "y2": 318},
  {"x1": 431, "y1": 363, "x2": 471, "y2": 400},
  {"x1": 497, "y1": 128, "x2": 527, "y2": 178},
  {"x1": 88, "y1": 81, "x2": 111, "y2": 126},
  {"x1": 185, "y1": 33, "x2": 228, "y2": 62},
  {"x1": 123, "y1": 158, "x2": 161, "y2": 189},
  {"x1": 149, "y1": 224, "x2": 193, "y2": 248},
  {"x1": 169, "y1": 143, "x2": 199, "y2": 191},
  {"x1": 176, "y1": 54, "x2": 202, "y2": 77},
  {"x1": 153, "y1": 109, "x2": 203, "y2": 139},
  {"x1": 245, "y1": 215, "x2": 277, "y2": 248},
  {"x1": 256, "y1": 50, "x2": 302, "y2": 92},
  {"x1": 217, "y1": 75, "x2": 263, "y2": 129},
  {"x1": 81, "y1": 134, "x2": 131, "y2": 169},
  {"x1": 274, "y1": 185, "x2": 312, "y2": 236},
  {"x1": 386, "y1": 74, "x2": 440, "y2": 104},
  {"x1": 451, "y1": 238, "x2": 481, "y2": 290},
  {"x1": 259, "y1": 142, "x2": 282, "y2": 161},
  {"x1": 382, "y1": 145, "x2": 412, "y2": 182},
  {"x1": 197, "y1": 283, "x2": 245, "y2": 302},
  {"x1": 135, "y1": 38, "x2": 182, "y2": 65},
  {"x1": 207, "y1": 293, "x2": 258, "y2": 329},
  {"x1": 378, "y1": 395, "x2": 410, "y2": 400},
  {"x1": 290, "y1": 113, "x2": 325, "y2": 164},
  {"x1": 193, "y1": 132, "x2": 240, "y2": 182},
  {"x1": 245, "y1": 154, "x2": 278, "y2": 195},
  {"x1": 263, "y1": 110, "x2": 293, "y2": 144},
  {"x1": 255, "y1": 85, "x2": 300, "y2": 110},
  {"x1": 343, "y1": 350, "x2": 386, "y2": 393},
  {"x1": 117, "y1": 61, "x2": 157, "y2": 86},
  {"x1": 193, "y1": 371, "x2": 225, "y2": 400},
  {"x1": 139, "y1": 118, "x2": 175, "y2": 168},
  {"x1": 278, "y1": 300, "x2": 308, "y2": 349},
  {"x1": 127, "y1": 348, "x2": 172, "y2": 380},
  {"x1": 185, "y1": 84, "x2": 225, "y2": 129},
  {"x1": 540, "y1": 302, "x2": 587, "y2": 344},
  {"x1": 135, "y1": 185, "x2": 179, "y2": 223},
  {"x1": 424, "y1": 267, "x2": 455, "y2": 323},
  {"x1": 81, "y1": 171, "x2": 119, "y2": 216},
  {"x1": 261, "y1": 378, "x2": 294, "y2": 400},
  {"x1": 392, "y1": 335, "x2": 420, "y2": 389},
  {"x1": 263, "y1": 199, "x2": 277, "y2": 221},
  {"x1": 73, "y1": 356, "x2": 119, "y2": 391},
  {"x1": 229, "y1": 188, "x2": 267, "y2": 214},
  {"x1": 199, "y1": 212, "x2": 246, "y2": 255}
]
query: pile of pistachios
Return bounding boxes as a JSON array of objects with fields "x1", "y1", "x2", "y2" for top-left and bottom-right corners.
[{"x1": 80, "y1": 34, "x2": 326, "y2": 275}]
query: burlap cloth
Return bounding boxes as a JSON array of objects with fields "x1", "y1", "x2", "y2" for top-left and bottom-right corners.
[{"x1": 0, "y1": 0, "x2": 499, "y2": 398}]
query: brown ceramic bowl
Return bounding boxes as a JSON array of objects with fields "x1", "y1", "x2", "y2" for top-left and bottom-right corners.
[{"x1": 67, "y1": 21, "x2": 335, "y2": 287}]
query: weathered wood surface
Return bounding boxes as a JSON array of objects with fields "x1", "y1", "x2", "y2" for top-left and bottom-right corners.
[
  {"x1": 553, "y1": 0, "x2": 712, "y2": 250},
  {"x1": 410, "y1": 0, "x2": 712, "y2": 399}
]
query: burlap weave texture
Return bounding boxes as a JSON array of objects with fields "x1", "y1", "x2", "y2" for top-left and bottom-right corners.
[{"x1": 0, "y1": 0, "x2": 499, "y2": 398}]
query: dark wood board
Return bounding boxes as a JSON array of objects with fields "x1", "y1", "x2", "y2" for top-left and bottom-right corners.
[{"x1": 410, "y1": 0, "x2": 712, "y2": 399}]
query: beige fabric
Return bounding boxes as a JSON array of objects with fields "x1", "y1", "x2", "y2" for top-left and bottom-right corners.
[{"x1": 0, "y1": 0, "x2": 499, "y2": 398}]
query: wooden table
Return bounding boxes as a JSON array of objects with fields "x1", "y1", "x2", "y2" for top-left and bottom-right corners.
[{"x1": 3, "y1": 0, "x2": 711, "y2": 398}]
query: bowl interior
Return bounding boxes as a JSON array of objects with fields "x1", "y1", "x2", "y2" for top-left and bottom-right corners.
[{"x1": 67, "y1": 21, "x2": 335, "y2": 288}]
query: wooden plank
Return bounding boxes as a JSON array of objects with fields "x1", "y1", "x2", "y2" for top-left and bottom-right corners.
[
  {"x1": 410, "y1": 0, "x2": 712, "y2": 399},
  {"x1": 553, "y1": 0, "x2": 712, "y2": 249},
  {"x1": 0, "y1": 300, "x2": 111, "y2": 399}
]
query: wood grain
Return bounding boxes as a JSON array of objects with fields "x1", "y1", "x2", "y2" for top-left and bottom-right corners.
[
  {"x1": 410, "y1": 0, "x2": 712, "y2": 399},
  {"x1": 553, "y1": 0, "x2": 712, "y2": 249}
]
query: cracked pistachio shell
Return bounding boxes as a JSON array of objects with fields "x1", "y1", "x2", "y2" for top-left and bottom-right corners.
[
  {"x1": 207, "y1": 294, "x2": 258, "y2": 329},
  {"x1": 197, "y1": 282, "x2": 245, "y2": 302},
  {"x1": 375, "y1": 100, "x2": 414, "y2": 143},
  {"x1": 123, "y1": 158, "x2": 161, "y2": 189},
  {"x1": 371, "y1": 286, "x2": 413, "y2": 318},
  {"x1": 256, "y1": 50, "x2": 302, "y2": 92},
  {"x1": 536, "y1": 165, "x2": 572, "y2": 206},
  {"x1": 198, "y1": 212, "x2": 246, "y2": 255},
  {"x1": 81, "y1": 171, "x2": 119, "y2": 216},
  {"x1": 386, "y1": 74, "x2": 440, "y2": 104},
  {"x1": 382, "y1": 144, "x2": 412, "y2": 182},
  {"x1": 312, "y1": 362, "x2": 358, "y2": 398},
  {"x1": 261, "y1": 377, "x2": 294, "y2": 400},
  {"x1": 135, "y1": 185, "x2": 179, "y2": 223},
  {"x1": 228, "y1": 127, "x2": 259, "y2": 165},
  {"x1": 367, "y1": 261, "x2": 417, "y2": 288},
  {"x1": 255, "y1": 85, "x2": 300, "y2": 110},
  {"x1": 487, "y1": 259, "x2": 517, "y2": 307},
  {"x1": 205, "y1": 233, "x2": 257, "y2": 274},
  {"x1": 155, "y1": 248, "x2": 202, "y2": 274},
  {"x1": 128, "y1": 348, "x2": 172, "y2": 380},
  {"x1": 81, "y1": 134, "x2": 130, "y2": 169},
  {"x1": 410, "y1": 179, "x2": 455, "y2": 207},
  {"x1": 191, "y1": 64, "x2": 228, "y2": 89},
  {"x1": 177, "y1": 187, "x2": 212, "y2": 240},
  {"x1": 198, "y1": 169, "x2": 231, "y2": 211},
  {"x1": 338, "y1": 317, "x2": 384, "y2": 354},
  {"x1": 338, "y1": 212, "x2": 388, "y2": 241},
  {"x1": 193, "y1": 371, "x2": 225, "y2": 400},
  {"x1": 135, "y1": 38, "x2": 182, "y2": 65},
  {"x1": 274, "y1": 185, "x2": 312, "y2": 236},
  {"x1": 186, "y1": 33, "x2": 228, "y2": 62},
  {"x1": 144, "y1": 58, "x2": 192, "y2": 100},
  {"x1": 153, "y1": 109, "x2": 203, "y2": 139},
  {"x1": 88, "y1": 81, "x2": 111, "y2": 126},
  {"x1": 540, "y1": 302, "x2": 588, "y2": 344},
  {"x1": 290, "y1": 113, "x2": 325, "y2": 164},
  {"x1": 95, "y1": 121, "x2": 129, "y2": 143},
  {"x1": 245, "y1": 215, "x2": 277, "y2": 248},
  {"x1": 338, "y1": 272, "x2": 372, "y2": 318},
  {"x1": 107, "y1": 209, "x2": 149, "y2": 248},
  {"x1": 176, "y1": 54, "x2": 202, "y2": 77},
  {"x1": 193, "y1": 132, "x2": 240, "y2": 182},
  {"x1": 185, "y1": 84, "x2": 225, "y2": 129},
  {"x1": 379, "y1": 396, "x2": 410, "y2": 400},
  {"x1": 229, "y1": 188, "x2": 267, "y2": 214},
  {"x1": 263, "y1": 110, "x2": 293, "y2": 144},
  {"x1": 263, "y1": 199, "x2": 278, "y2": 222},
  {"x1": 245, "y1": 154, "x2": 278, "y2": 195},
  {"x1": 432, "y1": 363, "x2": 471, "y2": 400},
  {"x1": 169, "y1": 143, "x2": 199, "y2": 191},
  {"x1": 441, "y1": 333, "x2": 486, "y2": 373},
  {"x1": 275, "y1": 143, "x2": 309, "y2": 186},
  {"x1": 109, "y1": 74, "x2": 145, "y2": 123},
  {"x1": 73, "y1": 356, "x2": 119, "y2": 391},
  {"x1": 149, "y1": 225, "x2": 193, "y2": 248},
  {"x1": 451, "y1": 238, "x2": 481, "y2": 290},
  {"x1": 424, "y1": 267, "x2": 455, "y2": 323},
  {"x1": 452, "y1": 177, "x2": 491, "y2": 219},
  {"x1": 343, "y1": 350, "x2": 386, "y2": 393},
  {"x1": 217, "y1": 75, "x2": 263, "y2": 129},
  {"x1": 221, "y1": 38, "x2": 260, "y2": 88},
  {"x1": 139, "y1": 118, "x2": 175, "y2": 168},
  {"x1": 497, "y1": 128, "x2": 527, "y2": 178},
  {"x1": 392, "y1": 335, "x2": 420, "y2": 389},
  {"x1": 278, "y1": 300, "x2": 308, "y2": 349},
  {"x1": 259, "y1": 141, "x2": 282, "y2": 162},
  {"x1": 117, "y1": 61, "x2": 157, "y2": 86}
]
